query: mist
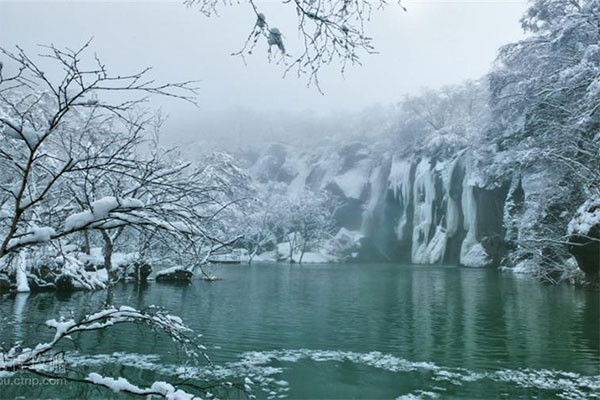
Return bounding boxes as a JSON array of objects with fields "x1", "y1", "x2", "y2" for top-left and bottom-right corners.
[
  {"x1": 1, "y1": 1, "x2": 598, "y2": 399},
  {"x1": 1, "y1": 0, "x2": 527, "y2": 149}
]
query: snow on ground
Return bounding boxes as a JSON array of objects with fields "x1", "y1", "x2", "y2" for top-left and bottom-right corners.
[
  {"x1": 253, "y1": 250, "x2": 278, "y2": 263},
  {"x1": 273, "y1": 242, "x2": 338, "y2": 263},
  {"x1": 295, "y1": 252, "x2": 337, "y2": 263},
  {"x1": 210, "y1": 249, "x2": 248, "y2": 263}
]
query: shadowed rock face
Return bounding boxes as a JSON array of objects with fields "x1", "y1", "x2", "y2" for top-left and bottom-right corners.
[
  {"x1": 252, "y1": 143, "x2": 298, "y2": 184},
  {"x1": 474, "y1": 185, "x2": 510, "y2": 267},
  {"x1": 569, "y1": 226, "x2": 600, "y2": 280},
  {"x1": 443, "y1": 161, "x2": 466, "y2": 265}
]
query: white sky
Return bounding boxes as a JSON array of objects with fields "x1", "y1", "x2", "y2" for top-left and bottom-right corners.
[{"x1": 0, "y1": 0, "x2": 528, "y2": 146}]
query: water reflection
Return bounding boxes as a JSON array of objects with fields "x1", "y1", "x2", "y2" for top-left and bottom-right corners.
[
  {"x1": 12, "y1": 292, "x2": 29, "y2": 341},
  {"x1": 0, "y1": 263, "x2": 598, "y2": 399}
]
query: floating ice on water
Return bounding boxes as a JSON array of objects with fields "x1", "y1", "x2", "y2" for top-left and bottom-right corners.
[{"x1": 63, "y1": 349, "x2": 600, "y2": 400}]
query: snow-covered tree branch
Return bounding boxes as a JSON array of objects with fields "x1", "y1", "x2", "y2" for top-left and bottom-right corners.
[
  {"x1": 0, "y1": 42, "x2": 251, "y2": 290},
  {"x1": 0, "y1": 305, "x2": 250, "y2": 399},
  {"x1": 185, "y1": 0, "x2": 405, "y2": 89}
]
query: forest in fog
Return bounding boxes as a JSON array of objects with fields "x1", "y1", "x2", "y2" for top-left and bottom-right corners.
[{"x1": 0, "y1": 0, "x2": 598, "y2": 399}]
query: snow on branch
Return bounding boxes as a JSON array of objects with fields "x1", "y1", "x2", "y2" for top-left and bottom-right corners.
[
  {"x1": 0, "y1": 41, "x2": 203, "y2": 260},
  {"x1": 85, "y1": 373, "x2": 198, "y2": 399},
  {"x1": 0, "y1": 305, "x2": 206, "y2": 399},
  {"x1": 185, "y1": 0, "x2": 405, "y2": 90},
  {"x1": 64, "y1": 196, "x2": 144, "y2": 231}
]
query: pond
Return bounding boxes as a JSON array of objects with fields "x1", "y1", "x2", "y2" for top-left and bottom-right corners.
[{"x1": 1, "y1": 263, "x2": 599, "y2": 399}]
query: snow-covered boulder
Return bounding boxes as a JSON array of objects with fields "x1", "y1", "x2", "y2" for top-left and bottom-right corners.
[
  {"x1": 155, "y1": 266, "x2": 193, "y2": 282},
  {"x1": 332, "y1": 228, "x2": 363, "y2": 260}
]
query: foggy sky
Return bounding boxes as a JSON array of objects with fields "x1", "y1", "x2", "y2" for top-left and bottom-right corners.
[{"x1": 0, "y1": 0, "x2": 528, "y2": 148}]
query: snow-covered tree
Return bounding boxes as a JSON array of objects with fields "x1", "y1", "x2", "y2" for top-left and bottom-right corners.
[
  {"x1": 388, "y1": 81, "x2": 489, "y2": 159},
  {"x1": 485, "y1": 0, "x2": 600, "y2": 280},
  {"x1": 237, "y1": 203, "x2": 276, "y2": 264},
  {"x1": 0, "y1": 41, "x2": 194, "y2": 255},
  {"x1": 287, "y1": 190, "x2": 337, "y2": 263},
  {"x1": 264, "y1": 188, "x2": 336, "y2": 264},
  {"x1": 0, "y1": 41, "x2": 250, "y2": 289}
]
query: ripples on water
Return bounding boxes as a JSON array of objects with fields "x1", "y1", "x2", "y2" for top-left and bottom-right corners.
[{"x1": 1, "y1": 263, "x2": 598, "y2": 399}]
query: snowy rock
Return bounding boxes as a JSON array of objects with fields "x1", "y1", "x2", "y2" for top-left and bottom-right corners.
[
  {"x1": 460, "y1": 241, "x2": 491, "y2": 268},
  {"x1": 333, "y1": 227, "x2": 363, "y2": 260},
  {"x1": 295, "y1": 252, "x2": 337, "y2": 263},
  {"x1": 332, "y1": 158, "x2": 371, "y2": 200},
  {"x1": 55, "y1": 256, "x2": 110, "y2": 291},
  {"x1": 155, "y1": 266, "x2": 193, "y2": 282}
]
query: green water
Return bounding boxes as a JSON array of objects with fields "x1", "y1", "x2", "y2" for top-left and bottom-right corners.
[{"x1": 1, "y1": 263, "x2": 599, "y2": 399}]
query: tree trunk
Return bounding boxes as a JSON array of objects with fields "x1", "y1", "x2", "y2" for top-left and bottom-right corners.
[
  {"x1": 248, "y1": 247, "x2": 258, "y2": 265},
  {"x1": 82, "y1": 231, "x2": 91, "y2": 255},
  {"x1": 289, "y1": 233, "x2": 296, "y2": 264},
  {"x1": 101, "y1": 230, "x2": 113, "y2": 271}
]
